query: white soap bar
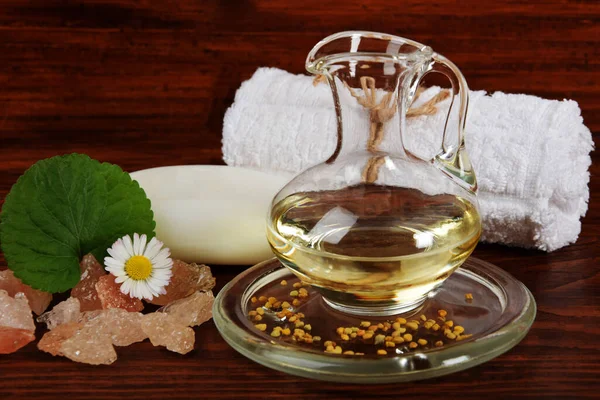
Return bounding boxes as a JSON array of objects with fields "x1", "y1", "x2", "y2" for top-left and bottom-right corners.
[{"x1": 130, "y1": 165, "x2": 291, "y2": 265}]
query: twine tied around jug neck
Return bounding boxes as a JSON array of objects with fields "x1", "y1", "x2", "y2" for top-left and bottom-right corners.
[{"x1": 313, "y1": 75, "x2": 450, "y2": 183}]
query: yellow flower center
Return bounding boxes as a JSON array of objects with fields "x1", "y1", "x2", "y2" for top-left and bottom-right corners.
[{"x1": 124, "y1": 255, "x2": 153, "y2": 281}]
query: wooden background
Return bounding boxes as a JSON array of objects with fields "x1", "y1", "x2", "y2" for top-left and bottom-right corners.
[{"x1": 0, "y1": 0, "x2": 598, "y2": 398}]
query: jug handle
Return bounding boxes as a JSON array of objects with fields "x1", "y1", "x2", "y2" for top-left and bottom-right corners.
[{"x1": 414, "y1": 54, "x2": 477, "y2": 192}]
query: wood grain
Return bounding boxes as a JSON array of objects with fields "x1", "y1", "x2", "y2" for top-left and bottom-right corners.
[{"x1": 0, "y1": 0, "x2": 598, "y2": 398}]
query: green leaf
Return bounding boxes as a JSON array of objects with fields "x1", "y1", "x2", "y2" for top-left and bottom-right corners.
[{"x1": 0, "y1": 154, "x2": 155, "y2": 293}]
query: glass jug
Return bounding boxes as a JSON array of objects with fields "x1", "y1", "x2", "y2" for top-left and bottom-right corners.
[{"x1": 267, "y1": 32, "x2": 481, "y2": 316}]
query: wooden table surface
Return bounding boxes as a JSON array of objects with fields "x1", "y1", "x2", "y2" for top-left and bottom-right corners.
[{"x1": 0, "y1": 1, "x2": 598, "y2": 398}]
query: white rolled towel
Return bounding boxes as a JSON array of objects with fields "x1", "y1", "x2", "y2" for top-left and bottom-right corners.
[{"x1": 222, "y1": 67, "x2": 594, "y2": 251}]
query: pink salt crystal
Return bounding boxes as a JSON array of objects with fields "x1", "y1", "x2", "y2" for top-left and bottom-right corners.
[
  {"x1": 71, "y1": 254, "x2": 105, "y2": 311},
  {"x1": 149, "y1": 261, "x2": 215, "y2": 306},
  {"x1": 37, "y1": 297, "x2": 81, "y2": 330},
  {"x1": 77, "y1": 309, "x2": 104, "y2": 324},
  {"x1": 81, "y1": 308, "x2": 147, "y2": 347},
  {"x1": 60, "y1": 330, "x2": 117, "y2": 365},
  {"x1": 0, "y1": 290, "x2": 35, "y2": 331},
  {"x1": 0, "y1": 269, "x2": 52, "y2": 315},
  {"x1": 141, "y1": 313, "x2": 195, "y2": 355},
  {"x1": 159, "y1": 290, "x2": 214, "y2": 327},
  {"x1": 38, "y1": 322, "x2": 83, "y2": 356},
  {"x1": 95, "y1": 275, "x2": 143, "y2": 312},
  {"x1": 0, "y1": 327, "x2": 36, "y2": 354},
  {"x1": 0, "y1": 290, "x2": 36, "y2": 354},
  {"x1": 38, "y1": 309, "x2": 146, "y2": 363}
]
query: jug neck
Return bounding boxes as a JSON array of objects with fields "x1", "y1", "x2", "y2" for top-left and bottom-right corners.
[
  {"x1": 307, "y1": 31, "x2": 476, "y2": 192},
  {"x1": 306, "y1": 32, "x2": 432, "y2": 163},
  {"x1": 326, "y1": 66, "x2": 418, "y2": 162}
]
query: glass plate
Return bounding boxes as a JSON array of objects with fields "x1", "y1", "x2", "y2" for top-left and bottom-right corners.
[{"x1": 213, "y1": 257, "x2": 536, "y2": 383}]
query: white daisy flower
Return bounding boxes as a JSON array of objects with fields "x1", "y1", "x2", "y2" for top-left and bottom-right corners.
[{"x1": 104, "y1": 233, "x2": 173, "y2": 301}]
